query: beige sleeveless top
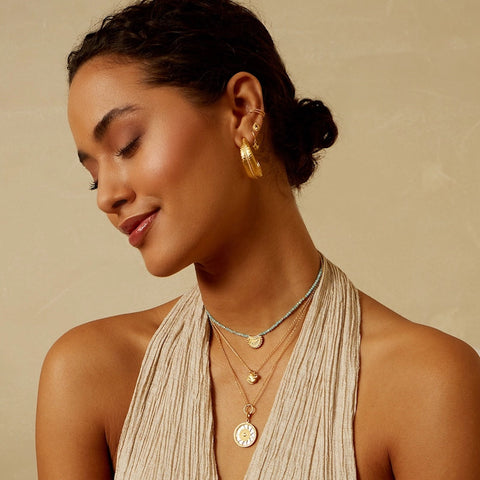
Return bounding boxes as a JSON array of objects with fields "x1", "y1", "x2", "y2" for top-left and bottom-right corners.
[{"x1": 115, "y1": 258, "x2": 361, "y2": 479}]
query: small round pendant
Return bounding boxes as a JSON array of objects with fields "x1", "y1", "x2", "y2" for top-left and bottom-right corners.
[
  {"x1": 247, "y1": 335, "x2": 263, "y2": 349},
  {"x1": 247, "y1": 371, "x2": 259, "y2": 384},
  {"x1": 233, "y1": 422, "x2": 257, "y2": 448}
]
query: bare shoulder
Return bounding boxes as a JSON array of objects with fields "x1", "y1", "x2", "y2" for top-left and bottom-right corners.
[
  {"x1": 38, "y1": 297, "x2": 180, "y2": 404},
  {"x1": 359, "y1": 291, "x2": 480, "y2": 371},
  {"x1": 36, "y1": 297, "x2": 179, "y2": 480},
  {"x1": 42, "y1": 298, "x2": 176, "y2": 368},
  {"x1": 356, "y1": 292, "x2": 480, "y2": 480}
]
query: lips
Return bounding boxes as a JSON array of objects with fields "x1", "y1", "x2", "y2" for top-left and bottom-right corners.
[{"x1": 119, "y1": 209, "x2": 160, "y2": 247}]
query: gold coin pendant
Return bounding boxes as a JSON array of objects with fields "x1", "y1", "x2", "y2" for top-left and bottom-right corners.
[
  {"x1": 247, "y1": 335, "x2": 263, "y2": 349},
  {"x1": 233, "y1": 422, "x2": 257, "y2": 448}
]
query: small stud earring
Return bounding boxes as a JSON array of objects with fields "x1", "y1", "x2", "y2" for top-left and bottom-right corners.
[{"x1": 249, "y1": 109, "x2": 265, "y2": 150}]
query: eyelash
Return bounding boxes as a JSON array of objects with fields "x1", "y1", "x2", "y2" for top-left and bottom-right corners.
[
  {"x1": 88, "y1": 136, "x2": 141, "y2": 191},
  {"x1": 115, "y1": 136, "x2": 141, "y2": 158}
]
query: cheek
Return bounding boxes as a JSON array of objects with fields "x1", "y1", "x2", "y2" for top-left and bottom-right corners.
[
  {"x1": 139, "y1": 118, "x2": 224, "y2": 195},
  {"x1": 137, "y1": 141, "x2": 188, "y2": 195}
]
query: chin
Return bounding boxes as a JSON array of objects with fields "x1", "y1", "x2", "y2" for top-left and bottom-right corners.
[{"x1": 141, "y1": 249, "x2": 192, "y2": 278}]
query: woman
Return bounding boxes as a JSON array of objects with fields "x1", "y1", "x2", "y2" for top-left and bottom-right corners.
[{"x1": 36, "y1": 0, "x2": 480, "y2": 478}]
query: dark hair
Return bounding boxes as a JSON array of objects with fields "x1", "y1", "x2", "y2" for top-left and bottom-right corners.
[{"x1": 68, "y1": 0, "x2": 337, "y2": 187}]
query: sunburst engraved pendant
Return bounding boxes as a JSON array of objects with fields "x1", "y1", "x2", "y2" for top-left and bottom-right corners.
[
  {"x1": 247, "y1": 335, "x2": 263, "y2": 349},
  {"x1": 233, "y1": 422, "x2": 257, "y2": 448},
  {"x1": 247, "y1": 371, "x2": 259, "y2": 384}
]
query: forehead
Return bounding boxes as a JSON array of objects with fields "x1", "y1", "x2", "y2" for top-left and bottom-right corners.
[
  {"x1": 68, "y1": 57, "x2": 145, "y2": 125},
  {"x1": 67, "y1": 56, "x2": 222, "y2": 152}
]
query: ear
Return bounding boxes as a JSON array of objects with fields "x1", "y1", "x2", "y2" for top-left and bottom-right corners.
[{"x1": 224, "y1": 72, "x2": 265, "y2": 148}]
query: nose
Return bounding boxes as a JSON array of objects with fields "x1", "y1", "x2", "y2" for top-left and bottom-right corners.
[{"x1": 96, "y1": 165, "x2": 135, "y2": 214}]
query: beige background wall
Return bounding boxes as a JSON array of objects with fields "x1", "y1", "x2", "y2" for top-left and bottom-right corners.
[{"x1": 1, "y1": 0, "x2": 479, "y2": 478}]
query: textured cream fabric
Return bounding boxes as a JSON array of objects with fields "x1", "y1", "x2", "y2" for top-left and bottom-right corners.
[{"x1": 115, "y1": 258, "x2": 361, "y2": 479}]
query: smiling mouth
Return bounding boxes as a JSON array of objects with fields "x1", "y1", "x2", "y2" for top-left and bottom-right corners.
[
  {"x1": 119, "y1": 209, "x2": 158, "y2": 234},
  {"x1": 119, "y1": 209, "x2": 160, "y2": 247}
]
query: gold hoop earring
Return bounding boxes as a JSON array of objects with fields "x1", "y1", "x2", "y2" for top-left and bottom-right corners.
[{"x1": 240, "y1": 138, "x2": 263, "y2": 179}]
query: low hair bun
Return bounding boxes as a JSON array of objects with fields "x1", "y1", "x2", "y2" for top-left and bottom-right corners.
[
  {"x1": 294, "y1": 99, "x2": 337, "y2": 150},
  {"x1": 273, "y1": 98, "x2": 338, "y2": 188}
]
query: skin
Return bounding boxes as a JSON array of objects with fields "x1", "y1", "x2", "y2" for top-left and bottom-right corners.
[{"x1": 36, "y1": 57, "x2": 480, "y2": 480}]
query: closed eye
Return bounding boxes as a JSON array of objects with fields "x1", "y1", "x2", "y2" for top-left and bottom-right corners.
[
  {"x1": 116, "y1": 136, "x2": 141, "y2": 158},
  {"x1": 87, "y1": 136, "x2": 141, "y2": 191}
]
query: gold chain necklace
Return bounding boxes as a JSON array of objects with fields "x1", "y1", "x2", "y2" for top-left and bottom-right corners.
[
  {"x1": 211, "y1": 296, "x2": 310, "y2": 385},
  {"x1": 210, "y1": 297, "x2": 311, "y2": 448}
]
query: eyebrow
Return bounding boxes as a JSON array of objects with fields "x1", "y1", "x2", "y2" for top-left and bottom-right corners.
[{"x1": 77, "y1": 104, "x2": 140, "y2": 163}]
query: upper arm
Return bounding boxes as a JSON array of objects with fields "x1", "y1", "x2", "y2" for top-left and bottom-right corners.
[
  {"x1": 36, "y1": 328, "x2": 114, "y2": 480},
  {"x1": 387, "y1": 332, "x2": 480, "y2": 479}
]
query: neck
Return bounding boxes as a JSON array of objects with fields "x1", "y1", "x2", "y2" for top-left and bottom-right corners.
[{"x1": 195, "y1": 191, "x2": 321, "y2": 334}]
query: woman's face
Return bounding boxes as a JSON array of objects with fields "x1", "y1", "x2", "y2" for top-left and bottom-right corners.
[{"x1": 68, "y1": 57, "x2": 256, "y2": 276}]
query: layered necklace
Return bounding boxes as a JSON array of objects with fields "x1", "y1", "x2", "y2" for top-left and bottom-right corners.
[
  {"x1": 209, "y1": 269, "x2": 320, "y2": 448},
  {"x1": 206, "y1": 263, "x2": 322, "y2": 349}
]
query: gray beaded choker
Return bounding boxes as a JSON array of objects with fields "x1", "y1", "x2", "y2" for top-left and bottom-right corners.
[{"x1": 205, "y1": 263, "x2": 322, "y2": 349}]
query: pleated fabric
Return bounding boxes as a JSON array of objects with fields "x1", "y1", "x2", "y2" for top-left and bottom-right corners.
[{"x1": 115, "y1": 257, "x2": 361, "y2": 479}]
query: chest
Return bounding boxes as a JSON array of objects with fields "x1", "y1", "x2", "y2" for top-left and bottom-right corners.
[
  {"x1": 209, "y1": 336, "x2": 295, "y2": 480},
  {"x1": 210, "y1": 357, "x2": 393, "y2": 480},
  {"x1": 108, "y1": 362, "x2": 394, "y2": 480},
  {"x1": 210, "y1": 322, "x2": 394, "y2": 480},
  {"x1": 109, "y1": 290, "x2": 364, "y2": 478}
]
